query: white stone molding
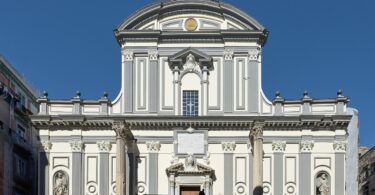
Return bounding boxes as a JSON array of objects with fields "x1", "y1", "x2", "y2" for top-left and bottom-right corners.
[
  {"x1": 148, "y1": 50, "x2": 158, "y2": 61},
  {"x1": 203, "y1": 153, "x2": 210, "y2": 165},
  {"x1": 122, "y1": 50, "x2": 134, "y2": 61},
  {"x1": 222, "y1": 141, "x2": 236, "y2": 152},
  {"x1": 248, "y1": 48, "x2": 261, "y2": 61},
  {"x1": 272, "y1": 141, "x2": 286, "y2": 152},
  {"x1": 300, "y1": 140, "x2": 314, "y2": 152},
  {"x1": 224, "y1": 49, "x2": 234, "y2": 60},
  {"x1": 333, "y1": 141, "x2": 347, "y2": 152},
  {"x1": 41, "y1": 140, "x2": 52, "y2": 152},
  {"x1": 146, "y1": 141, "x2": 161, "y2": 152},
  {"x1": 97, "y1": 141, "x2": 112, "y2": 152},
  {"x1": 70, "y1": 140, "x2": 84, "y2": 152}
]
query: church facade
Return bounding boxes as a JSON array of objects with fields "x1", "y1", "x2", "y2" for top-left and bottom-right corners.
[{"x1": 31, "y1": 1, "x2": 357, "y2": 195}]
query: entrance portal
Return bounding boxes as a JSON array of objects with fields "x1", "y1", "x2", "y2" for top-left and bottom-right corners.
[{"x1": 180, "y1": 186, "x2": 200, "y2": 195}]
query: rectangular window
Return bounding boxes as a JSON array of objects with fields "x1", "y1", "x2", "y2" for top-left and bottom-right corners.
[
  {"x1": 15, "y1": 155, "x2": 27, "y2": 178},
  {"x1": 183, "y1": 90, "x2": 199, "y2": 117},
  {"x1": 16, "y1": 125, "x2": 26, "y2": 143}
]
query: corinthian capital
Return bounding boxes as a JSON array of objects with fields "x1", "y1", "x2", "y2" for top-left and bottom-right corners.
[
  {"x1": 148, "y1": 50, "x2": 158, "y2": 61},
  {"x1": 300, "y1": 140, "x2": 314, "y2": 152},
  {"x1": 70, "y1": 140, "x2": 84, "y2": 152},
  {"x1": 272, "y1": 141, "x2": 286, "y2": 152},
  {"x1": 41, "y1": 140, "x2": 52, "y2": 152},
  {"x1": 112, "y1": 120, "x2": 133, "y2": 140},
  {"x1": 97, "y1": 141, "x2": 112, "y2": 152},
  {"x1": 333, "y1": 141, "x2": 347, "y2": 152},
  {"x1": 250, "y1": 121, "x2": 264, "y2": 140},
  {"x1": 248, "y1": 48, "x2": 261, "y2": 61},
  {"x1": 224, "y1": 49, "x2": 234, "y2": 61},
  {"x1": 146, "y1": 141, "x2": 161, "y2": 152},
  {"x1": 122, "y1": 50, "x2": 134, "y2": 61}
]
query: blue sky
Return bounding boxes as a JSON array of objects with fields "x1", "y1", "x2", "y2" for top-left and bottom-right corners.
[{"x1": 0, "y1": 0, "x2": 374, "y2": 147}]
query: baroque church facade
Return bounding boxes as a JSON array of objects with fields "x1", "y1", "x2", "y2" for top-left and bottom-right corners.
[{"x1": 31, "y1": 0, "x2": 358, "y2": 195}]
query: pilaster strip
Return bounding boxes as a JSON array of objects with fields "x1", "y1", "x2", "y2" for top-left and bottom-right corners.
[
  {"x1": 148, "y1": 50, "x2": 158, "y2": 113},
  {"x1": 97, "y1": 141, "x2": 111, "y2": 195},
  {"x1": 123, "y1": 50, "x2": 134, "y2": 113},
  {"x1": 334, "y1": 141, "x2": 346, "y2": 195},
  {"x1": 224, "y1": 153, "x2": 234, "y2": 195},
  {"x1": 248, "y1": 48, "x2": 260, "y2": 113},
  {"x1": 71, "y1": 140, "x2": 84, "y2": 195},
  {"x1": 223, "y1": 49, "x2": 234, "y2": 113},
  {"x1": 299, "y1": 140, "x2": 314, "y2": 195},
  {"x1": 272, "y1": 141, "x2": 285, "y2": 195}
]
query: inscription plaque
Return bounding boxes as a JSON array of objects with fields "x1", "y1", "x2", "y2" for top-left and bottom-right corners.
[{"x1": 177, "y1": 133, "x2": 205, "y2": 154}]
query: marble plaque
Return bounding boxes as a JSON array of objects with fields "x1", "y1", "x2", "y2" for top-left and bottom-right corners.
[{"x1": 177, "y1": 133, "x2": 205, "y2": 154}]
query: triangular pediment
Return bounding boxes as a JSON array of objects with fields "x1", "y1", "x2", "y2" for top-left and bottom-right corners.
[
  {"x1": 168, "y1": 48, "x2": 213, "y2": 70},
  {"x1": 166, "y1": 162, "x2": 216, "y2": 181}
]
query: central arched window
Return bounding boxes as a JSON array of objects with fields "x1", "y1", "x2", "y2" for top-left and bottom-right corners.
[{"x1": 183, "y1": 90, "x2": 199, "y2": 116}]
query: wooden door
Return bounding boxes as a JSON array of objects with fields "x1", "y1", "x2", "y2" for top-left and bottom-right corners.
[{"x1": 180, "y1": 186, "x2": 200, "y2": 195}]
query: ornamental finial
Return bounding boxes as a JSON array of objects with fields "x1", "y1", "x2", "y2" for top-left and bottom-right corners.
[
  {"x1": 75, "y1": 90, "x2": 81, "y2": 98},
  {"x1": 303, "y1": 90, "x2": 310, "y2": 98},
  {"x1": 103, "y1": 91, "x2": 109, "y2": 98},
  {"x1": 337, "y1": 89, "x2": 343, "y2": 97},
  {"x1": 42, "y1": 90, "x2": 48, "y2": 98}
]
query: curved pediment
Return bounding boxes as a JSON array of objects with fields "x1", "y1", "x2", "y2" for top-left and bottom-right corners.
[{"x1": 116, "y1": 0, "x2": 265, "y2": 31}]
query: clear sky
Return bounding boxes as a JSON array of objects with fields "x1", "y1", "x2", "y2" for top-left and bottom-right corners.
[{"x1": 0, "y1": 0, "x2": 374, "y2": 147}]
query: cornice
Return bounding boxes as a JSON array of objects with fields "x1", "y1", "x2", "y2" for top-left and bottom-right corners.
[{"x1": 31, "y1": 115, "x2": 352, "y2": 131}]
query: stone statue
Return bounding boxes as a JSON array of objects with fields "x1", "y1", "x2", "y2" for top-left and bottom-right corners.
[
  {"x1": 53, "y1": 171, "x2": 68, "y2": 195},
  {"x1": 185, "y1": 153, "x2": 198, "y2": 171},
  {"x1": 316, "y1": 173, "x2": 329, "y2": 195}
]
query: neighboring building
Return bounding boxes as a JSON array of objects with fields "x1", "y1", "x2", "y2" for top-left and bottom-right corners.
[
  {"x1": 0, "y1": 55, "x2": 39, "y2": 195},
  {"x1": 347, "y1": 108, "x2": 360, "y2": 195},
  {"x1": 31, "y1": 0, "x2": 357, "y2": 195},
  {"x1": 359, "y1": 146, "x2": 375, "y2": 195}
]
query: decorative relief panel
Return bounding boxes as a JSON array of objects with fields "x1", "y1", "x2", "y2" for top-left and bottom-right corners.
[
  {"x1": 300, "y1": 140, "x2": 314, "y2": 152},
  {"x1": 146, "y1": 141, "x2": 161, "y2": 152},
  {"x1": 272, "y1": 141, "x2": 286, "y2": 152},
  {"x1": 222, "y1": 141, "x2": 236, "y2": 152},
  {"x1": 333, "y1": 141, "x2": 347, "y2": 152}
]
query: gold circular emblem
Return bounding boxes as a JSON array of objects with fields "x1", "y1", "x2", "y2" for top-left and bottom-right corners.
[{"x1": 185, "y1": 18, "x2": 198, "y2": 31}]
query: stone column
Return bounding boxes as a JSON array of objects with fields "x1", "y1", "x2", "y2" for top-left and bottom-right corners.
[
  {"x1": 113, "y1": 121, "x2": 132, "y2": 195},
  {"x1": 173, "y1": 66, "x2": 181, "y2": 115},
  {"x1": 250, "y1": 121, "x2": 264, "y2": 195}
]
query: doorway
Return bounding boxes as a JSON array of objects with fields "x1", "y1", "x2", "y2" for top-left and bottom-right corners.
[{"x1": 180, "y1": 186, "x2": 200, "y2": 195}]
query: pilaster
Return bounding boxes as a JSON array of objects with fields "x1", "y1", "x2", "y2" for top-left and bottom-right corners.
[
  {"x1": 39, "y1": 140, "x2": 52, "y2": 195},
  {"x1": 248, "y1": 48, "x2": 260, "y2": 113},
  {"x1": 148, "y1": 50, "x2": 159, "y2": 113},
  {"x1": 222, "y1": 141, "x2": 235, "y2": 195},
  {"x1": 70, "y1": 140, "x2": 84, "y2": 195},
  {"x1": 173, "y1": 66, "x2": 181, "y2": 115},
  {"x1": 272, "y1": 141, "x2": 286, "y2": 195},
  {"x1": 333, "y1": 141, "x2": 347, "y2": 195},
  {"x1": 223, "y1": 49, "x2": 234, "y2": 113},
  {"x1": 123, "y1": 50, "x2": 134, "y2": 113},
  {"x1": 147, "y1": 141, "x2": 161, "y2": 194},
  {"x1": 97, "y1": 141, "x2": 112, "y2": 195},
  {"x1": 299, "y1": 140, "x2": 314, "y2": 195}
]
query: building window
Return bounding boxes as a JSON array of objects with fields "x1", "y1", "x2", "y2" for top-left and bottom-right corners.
[
  {"x1": 15, "y1": 155, "x2": 27, "y2": 178},
  {"x1": 183, "y1": 90, "x2": 199, "y2": 116},
  {"x1": 16, "y1": 125, "x2": 26, "y2": 143}
]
